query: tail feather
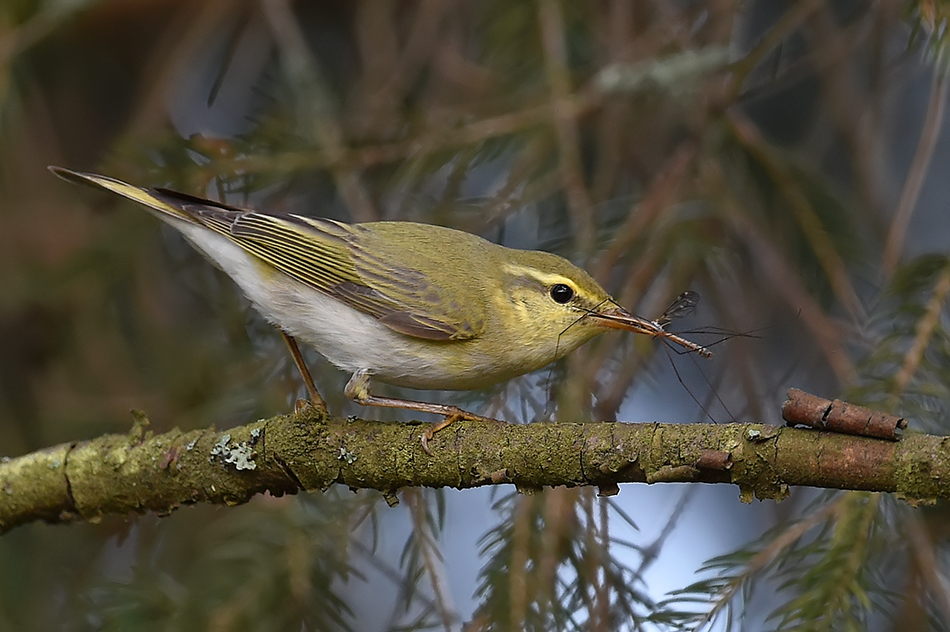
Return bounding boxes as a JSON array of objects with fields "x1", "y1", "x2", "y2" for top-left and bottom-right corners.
[{"x1": 49, "y1": 167, "x2": 201, "y2": 224}]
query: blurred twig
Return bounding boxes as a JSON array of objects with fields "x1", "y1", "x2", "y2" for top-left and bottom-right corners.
[
  {"x1": 882, "y1": 64, "x2": 948, "y2": 278},
  {"x1": 538, "y1": 0, "x2": 596, "y2": 254},
  {"x1": 728, "y1": 0, "x2": 824, "y2": 92},
  {"x1": 888, "y1": 262, "x2": 950, "y2": 409},
  {"x1": 729, "y1": 111, "x2": 865, "y2": 323},
  {"x1": 260, "y1": 0, "x2": 378, "y2": 221},
  {"x1": 723, "y1": 199, "x2": 856, "y2": 384},
  {"x1": 905, "y1": 512, "x2": 950, "y2": 623},
  {"x1": 686, "y1": 501, "x2": 839, "y2": 631},
  {"x1": 591, "y1": 141, "x2": 698, "y2": 284},
  {"x1": 0, "y1": 4, "x2": 68, "y2": 65},
  {"x1": 211, "y1": 95, "x2": 593, "y2": 175},
  {"x1": 404, "y1": 489, "x2": 460, "y2": 632}
]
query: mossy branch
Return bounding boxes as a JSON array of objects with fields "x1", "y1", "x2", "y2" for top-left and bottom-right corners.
[{"x1": 1, "y1": 402, "x2": 947, "y2": 535}]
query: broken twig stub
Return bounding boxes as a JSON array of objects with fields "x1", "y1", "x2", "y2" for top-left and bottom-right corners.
[{"x1": 782, "y1": 388, "x2": 907, "y2": 441}]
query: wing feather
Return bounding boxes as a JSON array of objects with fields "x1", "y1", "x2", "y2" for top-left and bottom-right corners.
[{"x1": 224, "y1": 212, "x2": 479, "y2": 340}]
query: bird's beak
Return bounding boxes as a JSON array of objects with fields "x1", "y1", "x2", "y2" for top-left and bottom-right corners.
[
  {"x1": 588, "y1": 304, "x2": 713, "y2": 358},
  {"x1": 589, "y1": 304, "x2": 664, "y2": 336}
]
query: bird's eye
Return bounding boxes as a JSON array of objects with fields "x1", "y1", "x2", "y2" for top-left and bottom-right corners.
[{"x1": 550, "y1": 283, "x2": 574, "y2": 304}]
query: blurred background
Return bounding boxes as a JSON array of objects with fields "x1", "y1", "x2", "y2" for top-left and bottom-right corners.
[{"x1": 2, "y1": 0, "x2": 950, "y2": 629}]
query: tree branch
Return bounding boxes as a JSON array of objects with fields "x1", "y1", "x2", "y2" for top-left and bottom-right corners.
[{"x1": 1, "y1": 402, "x2": 946, "y2": 535}]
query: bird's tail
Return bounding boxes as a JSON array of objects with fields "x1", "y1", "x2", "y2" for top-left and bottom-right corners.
[{"x1": 48, "y1": 167, "x2": 197, "y2": 223}]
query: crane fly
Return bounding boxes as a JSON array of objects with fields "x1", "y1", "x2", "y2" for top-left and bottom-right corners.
[
  {"x1": 553, "y1": 290, "x2": 750, "y2": 424},
  {"x1": 656, "y1": 291, "x2": 700, "y2": 328},
  {"x1": 592, "y1": 291, "x2": 712, "y2": 358}
]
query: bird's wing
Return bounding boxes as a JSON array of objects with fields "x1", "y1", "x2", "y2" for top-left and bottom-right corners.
[
  {"x1": 148, "y1": 194, "x2": 481, "y2": 341},
  {"x1": 224, "y1": 213, "x2": 481, "y2": 341}
]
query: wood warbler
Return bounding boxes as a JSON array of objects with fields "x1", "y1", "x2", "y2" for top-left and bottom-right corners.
[{"x1": 51, "y1": 167, "x2": 710, "y2": 451}]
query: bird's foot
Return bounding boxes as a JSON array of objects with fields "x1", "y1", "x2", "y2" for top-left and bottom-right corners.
[{"x1": 420, "y1": 408, "x2": 499, "y2": 455}]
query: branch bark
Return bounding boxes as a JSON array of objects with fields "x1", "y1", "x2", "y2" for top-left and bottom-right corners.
[{"x1": 1, "y1": 403, "x2": 948, "y2": 535}]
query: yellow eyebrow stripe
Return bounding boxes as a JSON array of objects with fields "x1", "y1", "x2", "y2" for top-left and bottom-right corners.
[{"x1": 502, "y1": 263, "x2": 577, "y2": 289}]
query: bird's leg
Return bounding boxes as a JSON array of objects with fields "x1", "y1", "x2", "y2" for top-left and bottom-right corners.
[
  {"x1": 344, "y1": 369, "x2": 499, "y2": 454},
  {"x1": 279, "y1": 330, "x2": 328, "y2": 412}
]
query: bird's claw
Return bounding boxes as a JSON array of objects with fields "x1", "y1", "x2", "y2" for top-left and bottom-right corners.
[{"x1": 420, "y1": 412, "x2": 465, "y2": 455}]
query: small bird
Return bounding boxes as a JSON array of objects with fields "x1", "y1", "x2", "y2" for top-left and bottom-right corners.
[{"x1": 51, "y1": 167, "x2": 710, "y2": 452}]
